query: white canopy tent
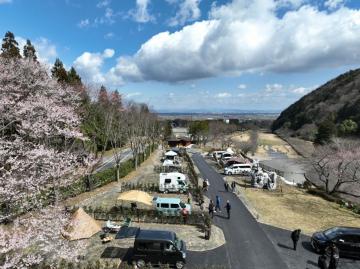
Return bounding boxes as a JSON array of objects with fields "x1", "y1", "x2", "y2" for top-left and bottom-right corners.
[{"x1": 165, "y1": 150, "x2": 178, "y2": 157}]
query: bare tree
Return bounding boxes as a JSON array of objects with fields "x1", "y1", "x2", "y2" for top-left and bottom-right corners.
[{"x1": 304, "y1": 138, "x2": 360, "y2": 196}]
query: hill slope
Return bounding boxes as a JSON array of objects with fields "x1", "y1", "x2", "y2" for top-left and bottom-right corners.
[{"x1": 272, "y1": 68, "x2": 360, "y2": 140}]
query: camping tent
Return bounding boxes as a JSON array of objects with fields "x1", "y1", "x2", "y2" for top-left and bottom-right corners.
[
  {"x1": 63, "y1": 207, "x2": 101, "y2": 241},
  {"x1": 117, "y1": 190, "x2": 153, "y2": 206},
  {"x1": 165, "y1": 150, "x2": 178, "y2": 157}
]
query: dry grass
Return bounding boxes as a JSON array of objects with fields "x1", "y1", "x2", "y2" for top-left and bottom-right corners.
[
  {"x1": 234, "y1": 178, "x2": 360, "y2": 235},
  {"x1": 231, "y1": 131, "x2": 299, "y2": 159}
]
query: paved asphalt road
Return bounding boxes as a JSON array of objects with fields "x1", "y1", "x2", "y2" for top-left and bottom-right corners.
[
  {"x1": 189, "y1": 153, "x2": 289, "y2": 269},
  {"x1": 95, "y1": 148, "x2": 132, "y2": 173}
]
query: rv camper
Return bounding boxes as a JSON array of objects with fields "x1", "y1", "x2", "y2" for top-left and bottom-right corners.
[{"x1": 159, "y1": 172, "x2": 188, "y2": 193}]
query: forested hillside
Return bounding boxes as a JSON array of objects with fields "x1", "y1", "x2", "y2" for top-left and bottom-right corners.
[{"x1": 272, "y1": 68, "x2": 360, "y2": 142}]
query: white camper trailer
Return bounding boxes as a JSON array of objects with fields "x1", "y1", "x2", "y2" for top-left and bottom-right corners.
[{"x1": 159, "y1": 172, "x2": 188, "y2": 193}]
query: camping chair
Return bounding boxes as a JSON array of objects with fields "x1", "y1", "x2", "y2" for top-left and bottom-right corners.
[{"x1": 122, "y1": 217, "x2": 132, "y2": 227}]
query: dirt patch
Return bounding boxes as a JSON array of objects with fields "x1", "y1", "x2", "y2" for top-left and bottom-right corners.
[
  {"x1": 231, "y1": 131, "x2": 300, "y2": 160},
  {"x1": 227, "y1": 176, "x2": 360, "y2": 235}
]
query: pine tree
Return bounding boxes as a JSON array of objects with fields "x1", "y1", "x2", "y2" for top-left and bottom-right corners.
[
  {"x1": 1, "y1": 31, "x2": 21, "y2": 59},
  {"x1": 110, "y1": 90, "x2": 122, "y2": 108},
  {"x1": 23, "y1": 39, "x2": 37, "y2": 61},
  {"x1": 98, "y1": 85, "x2": 109, "y2": 106},
  {"x1": 67, "y1": 67, "x2": 82, "y2": 86},
  {"x1": 51, "y1": 58, "x2": 68, "y2": 82}
]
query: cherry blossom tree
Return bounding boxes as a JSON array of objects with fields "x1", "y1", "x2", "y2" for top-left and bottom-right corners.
[
  {"x1": 0, "y1": 58, "x2": 92, "y2": 220},
  {"x1": 305, "y1": 138, "x2": 360, "y2": 196},
  {"x1": 0, "y1": 206, "x2": 88, "y2": 269}
]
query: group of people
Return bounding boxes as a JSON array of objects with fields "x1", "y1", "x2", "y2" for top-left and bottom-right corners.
[
  {"x1": 224, "y1": 181, "x2": 236, "y2": 192},
  {"x1": 208, "y1": 195, "x2": 231, "y2": 219},
  {"x1": 291, "y1": 229, "x2": 340, "y2": 269}
]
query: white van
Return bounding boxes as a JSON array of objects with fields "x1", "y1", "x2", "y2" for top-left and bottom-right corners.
[
  {"x1": 220, "y1": 152, "x2": 233, "y2": 161},
  {"x1": 224, "y1": 163, "x2": 252, "y2": 175},
  {"x1": 212, "y1": 151, "x2": 226, "y2": 159},
  {"x1": 159, "y1": 172, "x2": 188, "y2": 193}
]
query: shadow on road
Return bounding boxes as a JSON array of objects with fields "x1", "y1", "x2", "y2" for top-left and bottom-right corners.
[
  {"x1": 306, "y1": 260, "x2": 318, "y2": 267},
  {"x1": 101, "y1": 247, "x2": 129, "y2": 259},
  {"x1": 277, "y1": 243, "x2": 293, "y2": 250},
  {"x1": 301, "y1": 241, "x2": 315, "y2": 253}
]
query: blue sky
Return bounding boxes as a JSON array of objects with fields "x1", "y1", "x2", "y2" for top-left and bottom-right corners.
[{"x1": 1, "y1": 0, "x2": 360, "y2": 112}]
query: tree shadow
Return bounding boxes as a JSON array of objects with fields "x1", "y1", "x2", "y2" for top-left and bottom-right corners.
[{"x1": 277, "y1": 243, "x2": 293, "y2": 250}]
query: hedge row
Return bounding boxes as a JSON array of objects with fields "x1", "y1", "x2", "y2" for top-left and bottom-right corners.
[
  {"x1": 183, "y1": 151, "x2": 204, "y2": 203},
  {"x1": 67, "y1": 204, "x2": 211, "y2": 228}
]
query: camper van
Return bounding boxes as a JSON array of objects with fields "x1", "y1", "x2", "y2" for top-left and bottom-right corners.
[
  {"x1": 153, "y1": 197, "x2": 191, "y2": 216},
  {"x1": 159, "y1": 172, "x2": 188, "y2": 193},
  {"x1": 224, "y1": 163, "x2": 252, "y2": 175},
  {"x1": 132, "y1": 229, "x2": 186, "y2": 268}
]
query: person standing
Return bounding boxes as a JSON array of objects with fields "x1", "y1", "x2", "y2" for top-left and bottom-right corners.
[
  {"x1": 231, "y1": 181, "x2": 236, "y2": 192},
  {"x1": 215, "y1": 195, "x2": 221, "y2": 212},
  {"x1": 290, "y1": 229, "x2": 301, "y2": 250},
  {"x1": 326, "y1": 243, "x2": 339, "y2": 269},
  {"x1": 208, "y1": 200, "x2": 215, "y2": 218},
  {"x1": 225, "y1": 200, "x2": 231, "y2": 219},
  {"x1": 224, "y1": 182, "x2": 229, "y2": 192}
]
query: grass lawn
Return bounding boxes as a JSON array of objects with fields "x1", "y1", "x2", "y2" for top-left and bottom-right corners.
[{"x1": 233, "y1": 177, "x2": 360, "y2": 235}]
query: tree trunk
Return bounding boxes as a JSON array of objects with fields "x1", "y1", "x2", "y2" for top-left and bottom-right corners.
[{"x1": 116, "y1": 164, "x2": 120, "y2": 182}]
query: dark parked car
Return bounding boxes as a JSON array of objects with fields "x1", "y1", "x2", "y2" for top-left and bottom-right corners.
[
  {"x1": 132, "y1": 229, "x2": 186, "y2": 268},
  {"x1": 311, "y1": 227, "x2": 360, "y2": 259}
]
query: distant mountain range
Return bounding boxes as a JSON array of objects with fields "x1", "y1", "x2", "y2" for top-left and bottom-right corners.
[{"x1": 272, "y1": 68, "x2": 360, "y2": 140}]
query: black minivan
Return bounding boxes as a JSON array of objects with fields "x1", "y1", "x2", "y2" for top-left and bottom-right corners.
[
  {"x1": 311, "y1": 226, "x2": 360, "y2": 258},
  {"x1": 132, "y1": 229, "x2": 187, "y2": 268}
]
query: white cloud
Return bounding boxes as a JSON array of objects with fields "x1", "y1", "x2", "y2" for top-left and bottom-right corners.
[
  {"x1": 125, "y1": 92, "x2": 142, "y2": 98},
  {"x1": 77, "y1": 19, "x2": 90, "y2": 28},
  {"x1": 324, "y1": 0, "x2": 345, "y2": 10},
  {"x1": 168, "y1": 0, "x2": 201, "y2": 27},
  {"x1": 94, "y1": 7, "x2": 116, "y2": 25},
  {"x1": 276, "y1": 0, "x2": 306, "y2": 9},
  {"x1": 264, "y1": 83, "x2": 283, "y2": 93},
  {"x1": 0, "y1": 0, "x2": 12, "y2": 4},
  {"x1": 73, "y1": 49, "x2": 122, "y2": 86},
  {"x1": 112, "y1": 0, "x2": 360, "y2": 83},
  {"x1": 97, "y1": 0, "x2": 110, "y2": 8},
  {"x1": 129, "y1": 0, "x2": 155, "y2": 23},
  {"x1": 238, "y1": 84, "x2": 247, "y2": 89},
  {"x1": 104, "y1": 32, "x2": 115, "y2": 39},
  {"x1": 216, "y1": 92, "x2": 232, "y2": 98}
]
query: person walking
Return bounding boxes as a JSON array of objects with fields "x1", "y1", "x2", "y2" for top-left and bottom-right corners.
[
  {"x1": 290, "y1": 229, "x2": 301, "y2": 250},
  {"x1": 215, "y1": 195, "x2": 221, "y2": 212},
  {"x1": 208, "y1": 200, "x2": 215, "y2": 218},
  {"x1": 225, "y1": 200, "x2": 231, "y2": 219},
  {"x1": 224, "y1": 182, "x2": 229, "y2": 192}
]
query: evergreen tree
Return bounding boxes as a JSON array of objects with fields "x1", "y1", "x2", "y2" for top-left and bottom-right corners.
[
  {"x1": 98, "y1": 85, "x2": 109, "y2": 106},
  {"x1": 110, "y1": 90, "x2": 122, "y2": 108},
  {"x1": 67, "y1": 67, "x2": 82, "y2": 86},
  {"x1": 23, "y1": 39, "x2": 37, "y2": 61},
  {"x1": 315, "y1": 118, "x2": 336, "y2": 144},
  {"x1": 51, "y1": 58, "x2": 68, "y2": 82},
  {"x1": 1, "y1": 31, "x2": 21, "y2": 59}
]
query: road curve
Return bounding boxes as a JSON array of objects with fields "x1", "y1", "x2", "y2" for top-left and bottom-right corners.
[{"x1": 190, "y1": 153, "x2": 288, "y2": 269}]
